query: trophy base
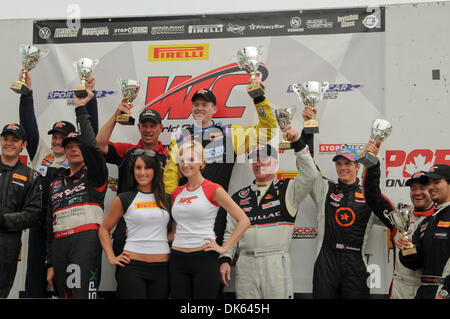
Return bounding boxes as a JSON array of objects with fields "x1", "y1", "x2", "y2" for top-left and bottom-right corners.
[
  {"x1": 247, "y1": 83, "x2": 265, "y2": 99},
  {"x1": 116, "y1": 114, "x2": 136, "y2": 126},
  {"x1": 303, "y1": 119, "x2": 319, "y2": 134},
  {"x1": 401, "y1": 246, "x2": 417, "y2": 256},
  {"x1": 279, "y1": 140, "x2": 292, "y2": 150},
  {"x1": 74, "y1": 85, "x2": 88, "y2": 98},
  {"x1": 358, "y1": 151, "x2": 379, "y2": 168},
  {"x1": 10, "y1": 81, "x2": 30, "y2": 95}
]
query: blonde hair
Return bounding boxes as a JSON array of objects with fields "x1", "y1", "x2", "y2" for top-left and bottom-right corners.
[{"x1": 176, "y1": 140, "x2": 207, "y2": 172}]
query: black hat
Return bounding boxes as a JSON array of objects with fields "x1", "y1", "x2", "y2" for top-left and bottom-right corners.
[
  {"x1": 139, "y1": 108, "x2": 162, "y2": 124},
  {"x1": 62, "y1": 131, "x2": 81, "y2": 148},
  {"x1": 48, "y1": 121, "x2": 76, "y2": 136},
  {"x1": 405, "y1": 171, "x2": 427, "y2": 186},
  {"x1": 248, "y1": 144, "x2": 278, "y2": 161},
  {"x1": 421, "y1": 164, "x2": 450, "y2": 181},
  {"x1": 191, "y1": 88, "x2": 217, "y2": 105},
  {"x1": 1, "y1": 123, "x2": 27, "y2": 140}
]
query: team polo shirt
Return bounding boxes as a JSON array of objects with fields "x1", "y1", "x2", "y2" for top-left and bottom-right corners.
[{"x1": 171, "y1": 179, "x2": 221, "y2": 248}]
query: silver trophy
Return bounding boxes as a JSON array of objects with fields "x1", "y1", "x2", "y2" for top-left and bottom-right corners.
[
  {"x1": 384, "y1": 203, "x2": 417, "y2": 256},
  {"x1": 10, "y1": 44, "x2": 49, "y2": 95},
  {"x1": 236, "y1": 46, "x2": 265, "y2": 98},
  {"x1": 291, "y1": 81, "x2": 329, "y2": 134},
  {"x1": 274, "y1": 105, "x2": 297, "y2": 149},
  {"x1": 358, "y1": 119, "x2": 392, "y2": 168},
  {"x1": 116, "y1": 78, "x2": 142, "y2": 126},
  {"x1": 73, "y1": 58, "x2": 99, "y2": 98}
]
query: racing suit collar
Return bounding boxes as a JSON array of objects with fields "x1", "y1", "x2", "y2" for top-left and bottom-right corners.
[
  {"x1": 337, "y1": 178, "x2": 360, "y2": 192},
  {"x1": 0, "y1": 158, "x2": 22, "y2": 170},
  {"x1": 413, "y1": 205, "x2": 435, "y2": 217},
  {"x1": 192, "y1": 120, "x2": 216, "y2": 132}
]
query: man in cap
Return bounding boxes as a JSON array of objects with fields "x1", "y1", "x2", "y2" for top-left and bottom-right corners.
[
  {"x1": 399, "y1": 164, "x2": 450, "y2": 299},
  {"x1": 18, "y1": 71, "x2": 98, "y2": 298},
  {"x1": 0, "y1": 123, "x2": 42, "y2": 298},
  {"x1": 361, "y1": 140, "x2": 435, "y2": 298},
  {"x1": 281, "y1": 117, "x2": 391, "y2": 298},
  {"x1": 219, "y1": 108, "x2": 315, "y2": 299},
  {"x1": 46, "y1": 90, "x2": 108, "y2": 299},
  {"x1": 96, "y1": 99, "x2": 167, "y2": 258}
]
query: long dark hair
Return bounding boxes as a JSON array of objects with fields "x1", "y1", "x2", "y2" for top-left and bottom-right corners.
[{"x1": 129, "y1": 153, "x2": 171, "y2": 212}]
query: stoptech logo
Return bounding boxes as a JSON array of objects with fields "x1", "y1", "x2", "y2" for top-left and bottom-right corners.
[
  {"x1": 144, "y1": 62, "x2": 268, "y2": 119},
  {"x1": 148, "y1": 44, "x2": 209, "y2": 62},
  {"x1": 319, "y1": 143, "x2": 364, "y2": 154},
  {"x1": 385, "y1": 148, "x2": 450, "y2": 187}
]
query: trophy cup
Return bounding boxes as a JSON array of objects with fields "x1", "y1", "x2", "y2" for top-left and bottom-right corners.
[
  {"x1": 10, "y1": 45, "x2": 49, "y2": 95},
  {"x1": 384, "y1": 204, "x2": 417, "y2": 256},
  {"x1": 274, "y1": 105, "x2": 297, "y2": 149},
  {"x1": 116, "y1": 78, "x2": 141, "y2": 126},
  {"x1": 291, "y1": 81, "x2": 329, "y2": 134},
  {"x1": 73, "y1": 58, "x2": 99, "y2": 98},
  {"x1": 236, "y1": 46, "x2": 265, "y2": 99},
  {"x1": 358, "y1": 119, "x2": 392, "y2": 168}
]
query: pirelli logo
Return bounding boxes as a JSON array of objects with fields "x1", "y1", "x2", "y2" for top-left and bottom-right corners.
[
  {"x1": 134, "y1": 201, "x2": 158, "y2": 209},
  {"x1": 148, "y1": 44, "x2": 209, "y2": 62},
  {"x1": 13, "y1": 173, "x2": 27, "y2": 182}
]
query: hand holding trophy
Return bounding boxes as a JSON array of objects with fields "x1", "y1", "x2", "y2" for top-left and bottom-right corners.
[
  {"x1": 358, "y1": 119, "x2": 392, "y2": 168},
  {"x1": 384, "y1": 203, "x2": 417, "y2": 256},
  {"x1": 10, "y1": 44, "x2": 49, "y2": 95},
  {"x1": 73, "y1": 58, "x2": 99, "y2": 98},
  {"x1": 236, "y1": 46, "x2": 265, "y2": 98},
  {"x1": 116, "y1": 78, "x2": 141, "y2": 126},
  {"x1": 291, "y1": 81, "x2": 329, "y2": 134}
]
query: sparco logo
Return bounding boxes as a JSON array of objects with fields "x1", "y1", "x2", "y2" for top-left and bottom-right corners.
[
  {"x1": 54, "y1": 27, "x2": 79, "y2": 38},
  {"x1": 188, "y1": 24, "x2": 223, "y2": 34},
  {"x1": 385, "y1": 148, "x2": 450, "y2": 187},
  {"x1": 39, "y1": 27, "x2": 51, "y2": 39},
  {"x1": 144, "y1": 62, "x2": 269, "y2": 120}
]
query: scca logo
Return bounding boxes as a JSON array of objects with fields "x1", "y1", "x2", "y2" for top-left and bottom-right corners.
[
  {"x1": 385, "y1": 149, "x2": 450, "y2": 187},
  {"x1": 144, "y1": 62, "x2": 269, "y2": 120}
]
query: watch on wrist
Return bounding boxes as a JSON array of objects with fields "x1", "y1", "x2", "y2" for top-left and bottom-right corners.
[{"x1": 439, "y1": 289, "x2": 449, "y2": 299}]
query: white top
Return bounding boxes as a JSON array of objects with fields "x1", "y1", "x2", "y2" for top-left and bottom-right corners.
[
  {"x1": 171, "y1": 179, "x2": 221, "y2": 248},
  {"x1": 121, "y1": 191, "x2": 170, "y2": 254}
]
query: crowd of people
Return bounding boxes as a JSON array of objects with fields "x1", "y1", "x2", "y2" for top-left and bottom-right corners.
[{"x1": 0, "y1": 71, "x2": 448, "y2": 300}]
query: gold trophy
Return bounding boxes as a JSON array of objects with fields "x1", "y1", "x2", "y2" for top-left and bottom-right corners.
[
  {"x1": 73, "y1": 58, "x2": 99, "y2": 98},
  {"x1": 116, "y1": 78, "x2": 141, "y2": 126},
  {"x1": 236, "y1": 46, "x2": 265, "y2": 98},
  {"x1": 10, "y1": 45, "x2": 49, "y2": 95}
]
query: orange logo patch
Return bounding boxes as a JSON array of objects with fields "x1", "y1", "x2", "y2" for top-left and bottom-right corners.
[
  {"x1": 13, "y1": 173, "x2": 27, "y2": 182},
  {"x1": 437, "y1": 221, "x2": 450, "y2": 228},
  {"x1": 335, "y1": 207, "x2": 355, "y2": 227},
  {"x1": 134, "y1": 201, "x2": 158, "y2": 209}
]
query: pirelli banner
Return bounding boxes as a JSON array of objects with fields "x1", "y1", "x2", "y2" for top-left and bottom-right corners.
[{"x1": 32, "y1": 7, "x2": 390, "y2": 294}]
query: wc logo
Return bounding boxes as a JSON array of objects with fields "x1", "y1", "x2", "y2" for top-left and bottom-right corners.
[
  {"x1": 66, "y1": 264, "x2": 98, "y2": 299},
  {"x1": 366, "y1": 264, "x2": 381, "y2": 289}
]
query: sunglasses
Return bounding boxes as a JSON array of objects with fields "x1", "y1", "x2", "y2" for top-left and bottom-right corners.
[{"x1": 131, "y1": 149, "x2": 157, "y2": 157}]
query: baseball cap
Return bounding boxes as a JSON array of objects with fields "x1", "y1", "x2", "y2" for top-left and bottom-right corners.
[
  {"x1": 332, "y1": 146, "x2": 359, "y2": 162},
  {"x1": 405, "y1": 171, "x2": 427, "y2": 186},
  {"x1": 248, "y1": 144, "x2": 278, "y2": 161},
  {"x1": 62, "y1": 131, "x2": 81, "y2": 148},
  {"x1": 1, "y1": 123, "x2": 27, "y2": 140},
  {"x1": 47, "y1": 121, "x2": 76, "y2": 136},
  {"x1": 421, "y1": 164, "x2": 450, "y2": 181},
  {"x1": 139, "y1": 108, "x2": 162, "y2": 124},
  {"x1": 191, "y1": 88, "x2": 217, "y2": 105}
]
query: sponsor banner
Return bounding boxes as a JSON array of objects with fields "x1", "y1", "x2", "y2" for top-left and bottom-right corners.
[{"x1": 33, "y1": 7, "x2": 384, "y2": 44}]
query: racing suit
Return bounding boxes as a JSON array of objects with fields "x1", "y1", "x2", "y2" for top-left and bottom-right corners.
[
  {"x1": 295, "y1": 143, "x2": 392, "y2": 298},
  {"x1": 0, "y1": 158, "x2": 42, "y2": 298},
  {"x1": 106, "y1": 140, "x2": 167, "y2": 257},
  {"x1": 19, "y1": 90, "x2": 98, "y2": 298},
  {"x1": 46, "y1": 106, "x2": 107, "y2": 299},
  {"x1": 399, "y1": 202, "x2": 450, "y2": 299},
  {"x1": 219, "y1": 135, "x2": 315, "y2": 299},
  {"x1": 163, "y1": 96, "x2": 276, "y2": 246},
  {"x1": 362, "y1": 161, "x2": 435, "y2": 298}
]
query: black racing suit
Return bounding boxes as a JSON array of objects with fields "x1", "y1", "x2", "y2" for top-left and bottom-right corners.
[
  {"x1": 295, "y1": 140, "x2": 392, "y2": 298},
  {"x1": 0, "y1": 158, "x2": 42, "y2": 298},
  {"x1": 19, "y1": 90, "x2": 98, "y2": 298},
  {"x1": 399, "y1": 202, "x2": 450, "y2": 299},
  {"x1": 46, "y1": 106, "x2": 107, "y2": 299}
]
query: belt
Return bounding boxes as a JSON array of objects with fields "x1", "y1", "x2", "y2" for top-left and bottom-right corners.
[
  {"x1": 420, "y1": 276, "x2": 446, "y2": 285},
  {"x1": 54, "y1": 223, "x2": 100, "y2": 238},
  {"x1": 241, "y1": 248, "x2": 288, "y2": 257},
  {"x1": 335, "y1": 243, "x2": 361, "y2": 252}
]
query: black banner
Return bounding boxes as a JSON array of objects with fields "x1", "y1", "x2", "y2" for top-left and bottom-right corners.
[{"x1": 33, "y1": 7, "x2": 385, "y2": 44}]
